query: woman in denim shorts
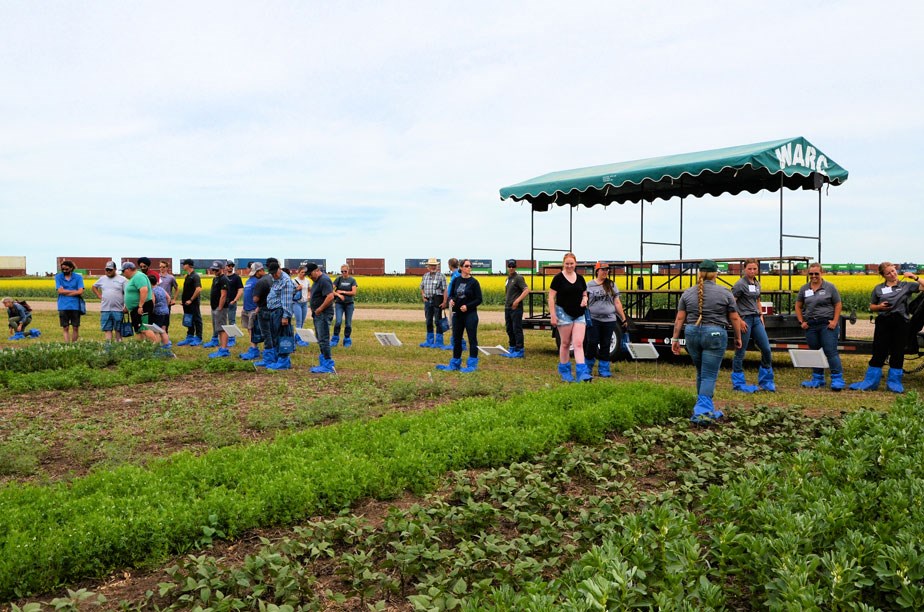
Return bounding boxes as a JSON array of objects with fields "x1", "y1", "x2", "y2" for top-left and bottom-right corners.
[
  {"x1": 549, "y1": 252, "x2": 590, "y2": 382},
  {"x1": 671, "y1": 260, "x2": 743, "y2": 423}
]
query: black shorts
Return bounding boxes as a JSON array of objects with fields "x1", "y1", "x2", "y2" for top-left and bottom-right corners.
[
  {"x1": 151, "y1": 313, "x2": 170, "y2": 329},
  {"x1": 59, "y1": 310, "x2": 81, "y2": 328},
  {"x1": 130, "y1": 301, "x2": 155, "y2": 332}
]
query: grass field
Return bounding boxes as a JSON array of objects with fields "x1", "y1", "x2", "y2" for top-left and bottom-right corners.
[{"x1": 1, "y1": 307, "x2": 922, "y2": 609}]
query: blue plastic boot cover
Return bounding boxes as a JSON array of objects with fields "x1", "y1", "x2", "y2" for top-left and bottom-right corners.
[
  {"x1": 575, "y1": 363, "x2": 593, "y2": 382},
  {"x1": 830, "y1": 372, "x2": 846, "y2": 391},
  {"x1": 460, "y1": 357, "x2": 479, "y2": 373},
  {"x1": 254, "y1": 348, "x2": 277, "y2": 368},
  {"x1": 267, "y1": 356, "x2": 292, "y2": 370},
  {"x1": 419, "y1": 333, "x2": 434, "y2": 348},
  {"x1": 239, "y1": 347, "x2": 260, "y2": 360},
  {"x1": 208, "y1": 347, "x2": 230, "y2": 359},
  {"x1": 505, "y1": 348, "x2": 524, "y2": 358},
  {"x1": 434, "y1": 334, "x2": 446, "y2": 349},
  {"x1": 343, "y1": 337, "x2": 352, "y2": 348},
  {"x1": 558, "y1": 363, "x2": 575, "y2": 383},
  {"x1": 757, "y1": 366, "x2": 776, "y2": 392},
  {"x1": 29, "y1": 329, "x2": 41, "y2": 337},
  {"x1": 886, "y1": 368, "x2": 904, "y2": 393},
  {"x1": 598, "y1": 361, "x2": 612, "y2": 378},
  {"x1": 202, "y1": 338, "x2": 219, "y2": 349},
  {"x1": 691, "y1": 395, "x2": 723, "y2": 423},
  {"x1": 848, "y1": 366, "x2": 882, "y2": 391},
  {"x1": 436, "y1": 358, "x2": 462, "y2": 371},
  {"x1": 586, "y1": 358, "x2": 595, "y2": 372},
  {"x1": 176, "y1": 336, "x2": 194, "y2": 346},
  {"x1": 801, "y1": 373, "x2": 826, "y2": 388},
  {"x1": 331, "y1": 335, "x2": 340, "y2": 346},
  {"x1": 188, "y1": 337, "x2": 202, "y2": 346},
  {"x1": 227, "y1": 337, "x2": 236, "y2": 347},
  {"x1": 731, "y1": 371, "x2": 759, "y2": 393}
]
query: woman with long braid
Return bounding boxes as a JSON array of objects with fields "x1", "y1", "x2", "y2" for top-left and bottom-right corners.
[{"x1": 671, "y1": 260, "x2": 743, "y2": 423}]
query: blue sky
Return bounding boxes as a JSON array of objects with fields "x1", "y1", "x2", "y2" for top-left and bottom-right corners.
[{"x1": 1, "y1": 1, "x2": 922, "y2": 273}]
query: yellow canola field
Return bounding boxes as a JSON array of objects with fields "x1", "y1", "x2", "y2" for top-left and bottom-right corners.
[{"x1": 0, "y1": 274, "x2": 883, "y2": 292}]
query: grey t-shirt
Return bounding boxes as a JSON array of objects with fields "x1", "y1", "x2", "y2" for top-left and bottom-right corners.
[
  {"x1": 92, "y1": 275, "x2": 127, "y2": 311},
  {"x1": 872, "y1": 281, "x2": 920, "y2": 319},
  {"x1": 678, "y1": 281, "x2": 737, "y2": 326},
  {"x1": 334, "y1": 276, "x2": 358, "y2": 304},
  {"x1": 504, "y1": 273, "x2": 528, "y2": 309},
  {"x1": 797, "y1": 280, "x2": 841, "y2": 321},
  {"x1": 731, "y1": 276, "x2": 761, "y2": 316},
  {"x1": 586, "y1": 280, "x2": 620, "y2": 322}
]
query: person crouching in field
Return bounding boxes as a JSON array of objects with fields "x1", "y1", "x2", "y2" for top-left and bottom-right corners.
[
  {"x1": 4, "y1": 297, "x2": 34, "y2": 340},
  {"x1": 730, "y1": 258, "x2": 775, "y2": 392},
  {"x1": 795, "y1": 263, "x2": 845, "y2": 391},
  {"x1": 671, "y1": 259, "x2": 743, "y2": 424},
  {"x1": 850, "y1": 262, "x2": 924, "y2": 393}
]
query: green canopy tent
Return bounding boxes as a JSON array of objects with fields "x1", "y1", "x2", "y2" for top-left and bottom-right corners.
[{"x1": 499, "y1": 136, "x2": 848, "y2": 264}]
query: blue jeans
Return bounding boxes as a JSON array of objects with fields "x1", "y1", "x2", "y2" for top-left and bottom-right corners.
[
  {"x1": 732, "y1": 314, "x2": 772, "y2": 371},
  {"x1": 684, "y1": 324, "x2": 728, "y2": 398},
  {"x1": 258, "y1": 308, "x2": 275, "y2": 350},
  {"x1": 267, "y1": 308, "x2": 294, "y2": 355},
  {"x1": 292, "y1": 301, "x2": 308, "y2": 329},
  {"x1": 313, "y1": 309, "x2": 334, "y2": 359},
  {"x1": 335, "y1": 301, "x2": 354, "y2": 338},
  {"x1": 227, "y1": 303, "x2": 238, "y2": 326},
  {"x1": 805, "y1": 320, "x2": 842, "y2": 375},
  {"x1": 452, "y1": 310, "x2": 479, "y2": 359},
  {"x1": 424, "y1": 296, "x2": 442, "y2": 333}
]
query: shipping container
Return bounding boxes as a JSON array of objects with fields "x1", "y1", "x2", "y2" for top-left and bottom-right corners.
[
  {"x1": 405, "y1": 267, "x2": 429, "y2": 276},
  {"x1": 405, "y1": 258, "x2": 437, "y2": 270},
  {"x1": 284, "y1": 258, "x2": 326, "y2": 271},
  {"x1": 899, "y1": 262, "x2": 918, "y2": 273},
  {"x1": 865, "y1": 264, "x2": 879, "y2": 274},
  {"x1": 0, "y1": 256, "x2": 26, "y2": 269},
  {"x1": 0, "y1": 268, "x2": 27, "y2": 277},
  {"x1": 234, "y1": 258, "x2": 268, "y2": 272},
  {"x1": 57, "y1": 257, "x2": 116, "y2": 276},
  {"x1": 186, "y1": 258, "x2": 222, "y2": 271},
  {"x1": 346, "y1": 258, "x2": 386, "y2": 276}
]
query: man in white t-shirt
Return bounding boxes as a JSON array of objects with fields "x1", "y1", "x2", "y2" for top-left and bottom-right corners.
[{"x1": 92, "y1": 261, "x2": 128, "y2": 342}]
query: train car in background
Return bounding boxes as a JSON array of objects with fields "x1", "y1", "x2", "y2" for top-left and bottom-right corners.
[
  {"x1": 346, "y1": 258, "x2": 386, "y2": 275},
  {"x1": 0, "y1": 256, "x2": 27, "y2": 277},
  {"x1": 284, "y1": 258, "x2": 326, "y2": 272},
  {"x1": 56, "y1": 257, "x2": 116, "y2": 276}
]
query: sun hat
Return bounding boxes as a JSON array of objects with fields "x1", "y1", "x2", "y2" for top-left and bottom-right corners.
[
  {"x1": 426, "y1": 257, "x2": 439, "y2": 266},
  {"x1": 699, "y1": 259, "x2": 719, "y2": 272}
]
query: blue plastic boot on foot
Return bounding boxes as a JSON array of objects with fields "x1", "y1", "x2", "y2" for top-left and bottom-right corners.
[
  {"x1": 10, "y1": 332, "x2": 25, "y2": 340},
  {"x1": 188, "y1": 337, "x2": 202, "y2": 347},
  {"x1": 886, "y1": 368, "x2": 904, "y2": 393},
  {"x1": 598, "y1": 361, "x2": 612, "y2": 378},
  {"x1": 575, "y1": 363, "x2": 593, "y2": 382},
  {"x1": 830, "y1": 372, "x2": 846, "y2": 391},
  {"x1": 176, "y1": 335, "x2": 194, "y2": 346},
  {"x1": 343, "y1": 337, "x2": 352, "y2": 348},
  {"x1": 331, "y1": 335, "x2": 340, "y2": 347},
  {"x1": 29, "y1": 329, "x2": 41, "y2": 338},
  {"x1": 419, "y1": 333, "x2": 434, "y2": 348},
  {"x1": 267, "y1": 355, "x2": 292, "y2": 371},
  {"x1": 202, "y1": 338, "x2": 219, "y2": 349},
  {"x1": 310, "y1": 355, "x2": 337, "y2": 374},
  {"x1": 849, "y1": 366, "x2": 882, "y2": 391},
  {"x1": 460, "y1": 357, "x2": 479, "y2": 373},
  {"x1": 208, "y1": 347, "x2": 230, "y2": 359},
  {"x1": 558, "y1": 363, "x2": 575, "y2": 383},
  {"x1": 731, "y1": 371, "x2": 759, "y2": 393},
  {"x1": 436, "y1": 358, "x2": 462, "y2": 371},
  {"x1": 254, "y1": 348, "x2": 276, "y2": 367},
  {"x1": 239, "y1": 347, "x2": 260, "y2": 360},
  {"x1": 801, "y1": 373, "x2": 826, "y2": 388},
  {"x1": 227, "y1": 337, "x2": 236, "y2": 347},
  {"x1": 690, "y1": 395, "x2": 723, "y2": 424},
  {"x1": 757, "y1": 366, "x2": 776, "y2": 392}
]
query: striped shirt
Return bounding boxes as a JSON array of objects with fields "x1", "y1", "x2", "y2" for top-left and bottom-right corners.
[{"x1": 267, "y1": 271, "x2": 295, "y2": 318}]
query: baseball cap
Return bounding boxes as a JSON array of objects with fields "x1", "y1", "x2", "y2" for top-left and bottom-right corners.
[
  {"x1": 248, "y1": 262, "x2": 264, "y2": 276},
  {"x1": 594, "y1": 261, "x2": 610, "y2": 271},
  {"x1": 226, "y1": 260, "x2": 235, "y2": 267},
  {"x1": 304, "y1": 262, "x2": 319, "y2": 273},
  {"x1": 699, "y1": 259, "x2": 719, "y2": 272},
  {"x1": 210, "y1": 260, "x2": 223, "y2": 270},
  {"x1": 105, "y1": 261, "x2": 116, "y2": 270},
  {"x1": 121, "y1": 261, "x2": 136, "y2": 271},
  {"x1": 506, "y1": 259, "x2": 517, "y2": 268}
]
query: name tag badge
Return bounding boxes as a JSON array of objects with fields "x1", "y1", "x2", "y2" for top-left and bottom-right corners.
[
  {"x1": 881, "y1": 286, "x2": 893, "y2": 295},
  {"x1": 804, "y1": 289, "x2": 815, "y2": 298},
  {"x1": 748, "y1": 284, "x2": 757, "y2": 293}
]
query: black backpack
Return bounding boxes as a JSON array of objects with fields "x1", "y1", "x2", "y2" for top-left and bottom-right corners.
[{"x1": 17, "y1": 300, "x2": 32, "y2": 313}]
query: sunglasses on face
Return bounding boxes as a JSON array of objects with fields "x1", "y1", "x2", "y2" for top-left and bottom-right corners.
[
  {"x1": 808, "y1": 272, "x2": 821, "y2": 276},
  {"x1": 462, "y1": 264, "x2": 472, "y2": 268}
]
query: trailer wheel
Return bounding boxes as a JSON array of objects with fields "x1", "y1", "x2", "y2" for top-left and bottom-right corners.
[{"x1": 608, "y1": 326, "x2": 625, "y2": 361}]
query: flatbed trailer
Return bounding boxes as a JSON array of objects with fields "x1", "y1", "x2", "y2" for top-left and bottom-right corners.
[{"x1": 501, "y1": 138, "x2": 924, "y2": 371}]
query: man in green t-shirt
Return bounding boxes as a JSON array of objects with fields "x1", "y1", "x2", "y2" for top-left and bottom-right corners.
[{"x1": 122, "y1": 262, "x2": 157, "y2": 342}]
